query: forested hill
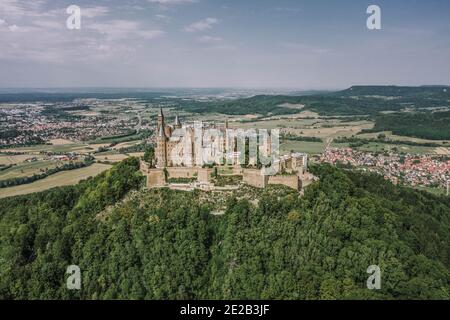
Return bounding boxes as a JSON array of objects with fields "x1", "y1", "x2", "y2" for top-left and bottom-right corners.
[
  {"x1": 178, "y1": 85, "x2": 450, "y2": 116},
  {"x1": 0, "y1": 158, "x2": 449, "y2": 299},
  {"x1": 337, "y1": 85, "x2": 450, "y2": 98}
]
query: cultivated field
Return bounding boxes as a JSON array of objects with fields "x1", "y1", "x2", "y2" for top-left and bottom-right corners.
[
  {"x1": 0, "y1": 163, "x2": 112, "y2": 199},
  {"x1": 2, "y1": 143, "x2": 110, "y2": 154},
  {"x1": 435, "y1": 147, "x2": 450, "y2": 155},
  {"x1": 112, "y1": 140, "x2": 142, "y2": 150},
  {"x1": 94, "y1": 153, "x2": 129, "y2": 163},
  {"x1": 280, "y1": 141, "x2": 326, "y2": 155},
  {"x1": 0, "y1": 154, "x2": 44, "y2": 165},
  {"x1": 232, "y1": 118, "x2": 374, "y2": 139},
  {"x1": 0, "y1": 160, "x2": 62, "y2": 180},
  {"x1": 357, "y1": 131, "x2": 450, "y2": 146}
]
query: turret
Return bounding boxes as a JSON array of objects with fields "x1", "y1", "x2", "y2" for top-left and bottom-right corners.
[
  {"x1": 158, "y1": 124, "x2": 166, "y2": 138},
  {"x1": 157, "y1": 107, "x2": 165, "y2": 133},
  {"x1": 156, "y1": 123, "x2": 167, "y2": 167},
  {"x1": 174, "y1": 114, "x2": 182, "y2": 129},
  {"x1": 155, "y1": 107, "x2": 168, "y2": 167}
]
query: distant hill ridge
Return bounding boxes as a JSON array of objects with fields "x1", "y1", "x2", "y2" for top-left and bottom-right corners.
[
  {"x1": 1, "y1": 85, "x2": 449, "y2": 118},
  {"x1": 338, "y1": 85, "x2": 450, "y2": 97}
]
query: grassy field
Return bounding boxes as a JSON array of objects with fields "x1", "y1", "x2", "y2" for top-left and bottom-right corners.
[
  {"x1": 280, "y1": 141, "x2": 326, "y2": 155},
  {"x1": 356, "y1": 142, "x2": 435, "y2": 154},
  {"x1": 232, "y1": 118, "x2": 374, "y2": 140},
  {"x1": 435, "y1": 147, "x2": 450, "y2": 155},
  {"x1": 89, "y1": 133, "x2": 143, "y2": 144},
  {"x1": 0, "y1": 136, "x2": 140, "y2": 196},
  {"x1": 0, "y1": 163, "x2": 112, "y2": 199},
  {"x1": 357, "y1": 131, "x2": 450, "y2": 146},
  {"x1": 1, "y1": 143, "x2": 110, "y2": 154},
  {"x1": 286, "y1": 121, "x2": 373, "y2": 139},
  {"x1": 94, "y1": 152, "x2": 130, "y2": 163},
  {"x1": 330, "y1": 140, "x2": 437, "y2": 155},
  {"x1": 127, "y1": 152, "x2": 145, "y2": 158},
  {"x1": 0, "y1": 160, "x2": 62, "y2": 180},
  {"x1": 112, "y1": 140, "x2": 142, "y2": 150},
  {"x1": 233, "y1": 118, "x2": 320, "y2": 129},
  {"x1": 0, "y1": 154, "x2": 44, "y2": 165}
]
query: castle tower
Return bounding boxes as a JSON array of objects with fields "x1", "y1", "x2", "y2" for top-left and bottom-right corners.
[
  {"x1": 174, "y1": 114, "x2": 182, "y2": 129},
  {"x1": 156, "y1": 124, "x2": 167, "y2": 168},
  {"x1": 157, "y1": 107, "x2": 164, "y2": 133}
]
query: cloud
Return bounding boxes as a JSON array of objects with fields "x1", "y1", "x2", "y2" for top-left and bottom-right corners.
[
  {"x1": 273, "y1": 7, "x2": 302, "y2": 14},
  {"x1": 88, "y1": 20, "x2": 164, "y2": 40},
  {"x1": 195, "y1": 36, "x2": 236, "y2": 51},
  {"x1": 155, "y1": 14, "x2": 171, "y2": 22},
  {"x1": 81, "y1": 6, "x2": 110, "y2": 19},
  {"x1": 0, "y1": 1, "x2": 108, "y2": 20},
  {"x1": 184, "y1": 17, "x2": 218, "y2": 32},
  {"x1": 148, "y1": 0, "x2": 197, "y2": 5},
  {"x1": 0, "y1": 0, "x2": 50, "y2": 17},
  {"x1": 0, "y1": 2, "x2": 163, "y2": 65},
  {"x1": 282, "y1": 43, "x2": 330, "y2": 55},
  {"x1": 8, "y1": 24, "x2": 19, "y2": 31},
  {"x1": 196, "y1": 35, "x2": 222, "y2": 44},
  {"x1": 0, "y1": 0, "x2": 28, "y2": 16},
  {"x1": 32, "y1": 19, "x2": 62, "y2": 29}
]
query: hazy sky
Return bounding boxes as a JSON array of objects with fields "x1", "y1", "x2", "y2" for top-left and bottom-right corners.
[{"x1": 0, "y1": 0, "x2": 449, "y2": 89}]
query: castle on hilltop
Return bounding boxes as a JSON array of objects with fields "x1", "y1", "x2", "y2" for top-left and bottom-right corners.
[
  {"x1": 140, "y1": 108, "x2": 313, "y2": 191},
  {"x1": 154, "y1": 107, "x2": 232, "y2": 168}
]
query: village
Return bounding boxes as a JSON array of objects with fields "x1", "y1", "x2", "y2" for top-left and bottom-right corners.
[
  {"x1": 320, "y1": 147, "x2": 449, "y2": 191},
  {"x1": 0, "y1": 100, "x2": 142, "y2": 146}
]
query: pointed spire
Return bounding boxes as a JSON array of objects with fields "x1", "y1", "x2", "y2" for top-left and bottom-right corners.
[
  {"x1": 158, "y1": 124, "x2": 166, "y2": 138},
  {"x1": 158, "y1": 107, "x2": 164, "y2": 117},
  {"x1": 174, "y1": 114, "x2": 181, "y2": 127}
]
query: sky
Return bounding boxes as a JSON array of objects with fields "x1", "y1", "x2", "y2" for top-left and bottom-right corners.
[{"x1": 0, "y1": 0, "x2": 449, "y2": 89}]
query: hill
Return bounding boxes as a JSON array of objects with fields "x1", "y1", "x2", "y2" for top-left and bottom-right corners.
[
  {"x1": 364, "y1": 111, "x2": 450, "y2": 140},
  {"x1": 178, "y1": 85, "x2": 450, "y2": 116},
  {"x1": 337, "y1": 85, "x2": 450, "y2": 98},
  {"x1": 0, "y1": 158, "x2": 449, "y2": 299}
]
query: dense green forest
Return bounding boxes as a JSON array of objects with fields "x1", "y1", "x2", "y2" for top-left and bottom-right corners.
[
  {"x1": 366, "y1": 111, "x2": 450, "y2": 140},
  {"x1": 177, "y1": 86, "x2": 450, "y2": 117},
  {"x1": 178, "y1": 95, "x2": 305, "y2": 116},
  {"x1": 337, "y1": 85, "x2": 450, "y2": 99},
  {"x1": 178, "y1": 94, "x2": 402, "y2": 116},
  {"x1": 0, "y1": 158, "x2": 449, "y2": 299}
]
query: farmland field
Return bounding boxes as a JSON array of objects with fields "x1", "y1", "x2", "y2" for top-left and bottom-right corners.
[
  {"x1": 280, "y1": 141, "x2": 326, "y2": 155},
  {"x1": 2, "y1": 143, "x2": 99, "y2": 154},
  {"x1": 0, "y1": 154, "x2": 44, "y2": 165},
  {"x1": 0, "y1": 163, "x2": 112, "y2": 199},
  {"x1": 356, "y1": 131, "x2": 450, "y2": 146},
  {"x1": 356, "y1": 142, "x2": 435, "y2": 154},
  {"x1": 94, "y1": 152, "x2": 130, "y2": 162},
  {"x1": 0, "y1": 160, "x2": 61, "y2": 180}
]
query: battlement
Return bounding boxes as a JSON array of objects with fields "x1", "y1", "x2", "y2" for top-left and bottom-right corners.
[{"x1": 140, "y1": 160, "x2": 311, "y2": 191}]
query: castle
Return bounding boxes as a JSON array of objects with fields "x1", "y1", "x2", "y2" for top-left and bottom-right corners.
[{"x1": 140, "y1": 108, "x2": 312, "y2": 191}]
